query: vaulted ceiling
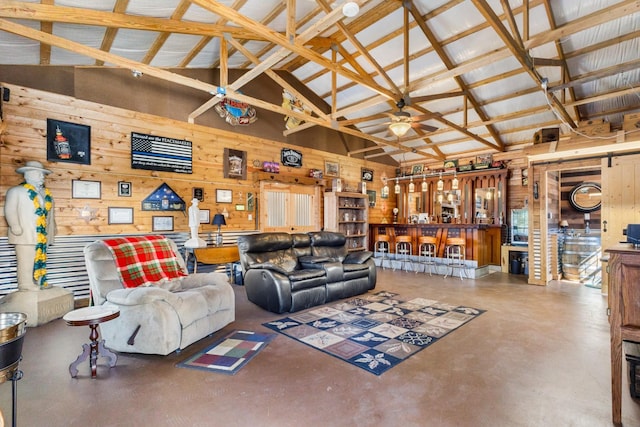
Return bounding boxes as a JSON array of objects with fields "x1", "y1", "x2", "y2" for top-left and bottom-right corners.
[{"x1": 1, "y1": 0, "x2": 639, "y2": 165}]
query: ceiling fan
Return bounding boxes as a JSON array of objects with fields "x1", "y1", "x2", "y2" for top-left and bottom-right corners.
[
  {"x1": 383, "y1": 5, "x2": 438, "y2": 139},
  {"x1": 385, "y1": 98, "x2": 438, "y2": 138}
]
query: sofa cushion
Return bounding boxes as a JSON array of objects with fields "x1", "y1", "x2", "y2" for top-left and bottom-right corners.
[{"x1": 102, "y1": 235, "x2": 187, "y2": 288}]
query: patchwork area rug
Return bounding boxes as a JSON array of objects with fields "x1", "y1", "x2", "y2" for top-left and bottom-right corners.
[
  {"x1": 263, "y1": 291, "x2": 485, "y2": 375},
  {"x1": 176, "y1": 330, "x2": 277, "y2": 375}
]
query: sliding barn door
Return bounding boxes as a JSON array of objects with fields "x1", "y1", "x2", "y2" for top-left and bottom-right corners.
[
  {"x1": 601, "y1": 153, "x2": 640, "y2": 293},
  {"x1": 602, "y1": 154, "x2": 640, "y2": 250},
  {"x1": 259, "y1": 181, "x2": 320, "y2": 233}
]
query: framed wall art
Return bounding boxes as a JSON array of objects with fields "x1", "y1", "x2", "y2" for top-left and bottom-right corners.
[
  {"x1": 325, "y1": 160, "x2": 339, "y2": 177},
  {"x1": 152, "y1": 216, "x2": 174, "y2": 232},
  {"x1": 198, "y1": 209, "x2": 210, "y2": 224},
  {"x1": 216, "y1": 189, "x2": 233, "y2": 203},
  {"x1": 224, "y1": 148, "x2": 247, "y2": 179},
  {"x1": 193, "y1": 187, "x2": 204, "y2": 202},
  {"x1": 72, "y1": 180, "x2": 101, "y2": 199},
  {"x1": 46, "y1": 119, "x2": 91, "y2": 165},
  {"x1": 108, "y1": 207, "x2": 134, "y2": 225},
  {"x1": 361, "y1": 168, "x2": 374, "y2": 182},
  {"x1": 118, "y1": 181, "x2": 132, "y2": 197},
  {"x1": 475, "y1": 154, "x2": 493, "y2": 169}
]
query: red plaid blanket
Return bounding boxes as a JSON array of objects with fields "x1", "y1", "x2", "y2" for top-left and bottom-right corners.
[{"x1": 102, "y1": 235, "x2": 187, "y2": 289}]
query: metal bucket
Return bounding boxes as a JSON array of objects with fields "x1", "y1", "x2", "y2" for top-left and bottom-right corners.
[{"x1": 0, "y1": 313, "x2": 27, "y2": 384}]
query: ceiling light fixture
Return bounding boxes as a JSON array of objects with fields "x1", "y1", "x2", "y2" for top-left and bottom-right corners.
[
  {"x1": 437, "y1": 172, "x2": 444, "y2": 192},
  {"x1": 452, "y1": 173, "x2": 459, "y2": 190},
  {"x1": 394, "y1": 178, "x2": 401, "y2": 194},
  {"x1": 408, "y1": 177, "x2": 415, "y2": 193},
  {"x1": 342, "y1": 2, "x2": 359, "y2": 17},
  {"x1": 388, "y1": 121, "x2": 412, "y2": 137},
  {"x1": 131, "y1": 70, "x2": 143, "y2": 78},
  {"x1": 421, "y1": 176, "x2": 428, "y2": 192}
]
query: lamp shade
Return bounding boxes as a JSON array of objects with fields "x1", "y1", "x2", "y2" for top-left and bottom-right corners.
[
  {"x1": 389, "y1": 121, "x2": 412, "y2": 137},
  {"x1": 560, "y1": 220, "x2": 569, "y2": 227},
  {"x1": 212, "y1": 213, "x2": 226, "y2": 226}
]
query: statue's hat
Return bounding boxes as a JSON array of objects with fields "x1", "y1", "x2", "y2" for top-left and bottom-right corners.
[{"x1": 16, "y1": 161, "x2": 52, "y2": 175}]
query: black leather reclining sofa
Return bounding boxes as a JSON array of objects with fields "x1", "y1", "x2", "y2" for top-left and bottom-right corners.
[{"x1": 237, "y1": 231, "x2": 376, "y2": 314}]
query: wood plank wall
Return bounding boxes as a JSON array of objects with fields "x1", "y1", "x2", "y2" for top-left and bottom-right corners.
[{"x1": 0, "y1": 83, "x2": 397, "y2": 239}]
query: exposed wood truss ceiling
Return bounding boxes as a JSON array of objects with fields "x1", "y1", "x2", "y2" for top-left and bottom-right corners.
[{"x1": 1, "y1": 0, "x2": 639, "y2": 165}]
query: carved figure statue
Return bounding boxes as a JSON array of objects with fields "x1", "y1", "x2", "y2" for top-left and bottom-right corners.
[
  {"x1": 188, "y1": 198, "x2": 200, "y2": 240},
  {"x1": 4, "y1": 161, "x2": 56, "y2": 291}
]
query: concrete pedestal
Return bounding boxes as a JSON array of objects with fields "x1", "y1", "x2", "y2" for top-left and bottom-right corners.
[
  {"x1": 0, "y1": 287, "x2": 74, "y2": 327},
  {"x1": 184, "y1": 238, "x2": 206, "y2": 249}
]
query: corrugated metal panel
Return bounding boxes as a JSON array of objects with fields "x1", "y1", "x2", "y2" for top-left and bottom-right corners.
[
  {"x1": 532, "y1": 230, "x2": 542, "y2": 280},
  {"x1": 0, "y1": 230, "x2": 258, "y2": 299}
]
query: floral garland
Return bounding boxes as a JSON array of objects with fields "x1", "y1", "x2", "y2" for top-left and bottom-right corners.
[{"x1": 22, "y1": 182, "x2": 53, "y2": 288}]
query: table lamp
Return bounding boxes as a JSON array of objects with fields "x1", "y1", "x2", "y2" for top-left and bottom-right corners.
[{"x1": 212, "y1": 213, "x2": 226, "y2": 247}]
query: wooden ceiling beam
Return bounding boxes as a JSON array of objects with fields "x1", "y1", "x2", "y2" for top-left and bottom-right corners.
[
  {"x1": 0, "y1": 1, "x2": 264, "y2": 40},
  {"x1": 39, "y1": 0, "x2": 54, "y2": 65},
  {"x1": 236, "y1": 2, "x2": 286, "y2": 69},
  {"x1": 471, "y1": 0, "x2": 577, "y2": 129},
  {"x1": 225, "y1": 37, "x2": 328, "y2": 120},
  {"x1": 96, "y1": 0, "x2": 130, "y2": 67},
  {"x1": 549, "y1": 58, "x2": 640, "y2": 92},
  {"x1": 407, "y1": 1, "x2": 505, "y2": 151},
  {"x1": 141, "y1": 0, "x2": 191, "y2": 65},
  {"x1": 190, "y1": 0, "x2": 398, "y2": 101}
]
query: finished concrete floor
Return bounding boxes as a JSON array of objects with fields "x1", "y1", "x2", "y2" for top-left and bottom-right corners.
[{"x1": 1, "y1": 269, "x2": 639, "y2": 427}]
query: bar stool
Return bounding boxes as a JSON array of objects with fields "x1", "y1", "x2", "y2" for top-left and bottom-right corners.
[
  {"x1": 417, "y1": 236, "x2": 438, "y2": 275},
  {"x1": 394, "y1": 235, "x2": 415, "y2": 272},
  {"x1": 374, "y1": 234, "x2": 391, "y2": 270},
  {"x1": 444, "y1": 237, "x2": 466, "y2": 280}
]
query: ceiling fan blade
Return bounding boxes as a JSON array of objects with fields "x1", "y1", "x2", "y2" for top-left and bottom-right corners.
[
  {"x1": 410, "y1": 113, "x2": 439, "y2": 122},
  {"x1": 413, "y1": 123, "x2": 438, "y2": 132}
]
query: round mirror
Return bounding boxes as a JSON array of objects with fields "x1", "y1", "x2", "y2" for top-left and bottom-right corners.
[{"x1": 568, "y1": 182, "x2": 601, "y2": 213}]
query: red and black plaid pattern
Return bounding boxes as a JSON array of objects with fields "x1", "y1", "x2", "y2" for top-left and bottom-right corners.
[{"x1": 102, "y1": 235, "x2": 187, "y2": 289}]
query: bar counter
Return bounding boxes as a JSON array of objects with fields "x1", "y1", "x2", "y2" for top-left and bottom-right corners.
[{"x1": 369, "y1": 223, "x2": 502, "y2": 267}]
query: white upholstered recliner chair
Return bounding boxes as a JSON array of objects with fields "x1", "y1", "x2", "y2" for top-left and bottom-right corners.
[{"x1": 83, "y1": 235, "x2": 235, "y2": 355}]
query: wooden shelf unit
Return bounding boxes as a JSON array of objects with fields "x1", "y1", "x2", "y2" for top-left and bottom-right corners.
[{"x1": 324, "y1": 192, "x2": 369, "y2": 252}]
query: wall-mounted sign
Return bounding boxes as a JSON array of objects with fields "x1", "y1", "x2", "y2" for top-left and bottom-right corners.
[
  {"x1": 213, "y1": 97, "x2": 257, "y2": 126},
  {"x1": 281, "y1": 148, "x2": 303, "y2": 168},
  {"x1": 361, "y1": 168, "x2": 374, "y2": 182},
  {"x1": 131, "y1": 132, "x2": 192, "y2": 174}
]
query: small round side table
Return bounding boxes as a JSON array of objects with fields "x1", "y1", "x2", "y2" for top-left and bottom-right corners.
[{"x1": 63, "y1": 306, "x2": 120, "y2": 379}]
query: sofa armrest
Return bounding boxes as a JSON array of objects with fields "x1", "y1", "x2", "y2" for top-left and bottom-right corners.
[
  {"x1": 344, "y1": 251, "x2": 373, "y2": 264},
  {"x1": 105, "y1": 287, "x2": 180, "y2": 306}
]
